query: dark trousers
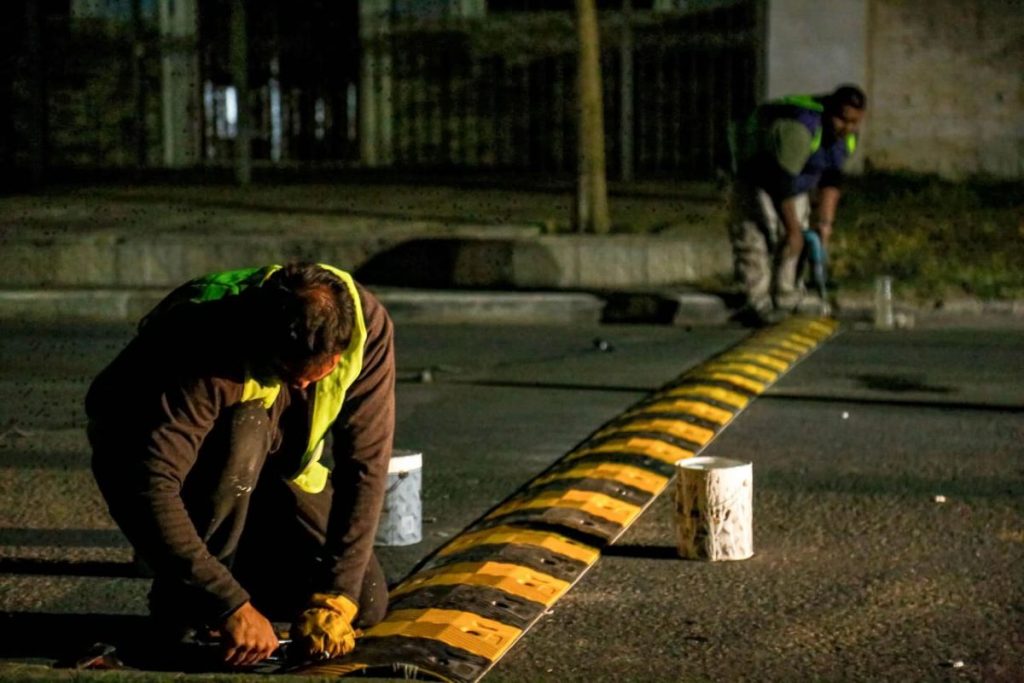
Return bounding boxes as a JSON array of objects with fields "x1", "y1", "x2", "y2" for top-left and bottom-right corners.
[
  {"x1": 728, "y1": 181, "x2": 809, "y2": 313},
  {"x1": 148, "y1": 402, "x2": 388, "y2": 629}
]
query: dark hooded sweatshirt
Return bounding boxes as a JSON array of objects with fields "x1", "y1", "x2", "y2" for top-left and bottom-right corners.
[{"x1": 86, "y1": 282, "x2": 395, "y2": 622}]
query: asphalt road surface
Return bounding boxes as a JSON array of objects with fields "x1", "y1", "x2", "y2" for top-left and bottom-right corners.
[{"x1": 1, "y1": 319, "x2": 1021, "y2": 682}]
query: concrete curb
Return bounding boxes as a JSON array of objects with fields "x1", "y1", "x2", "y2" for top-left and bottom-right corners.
[
  {"x1": 0, "y1": 287, "x2": 607, "y2": 326},
  {"x1": 375, "y1": 288, "x2": 605, "y2": 324},
  {"x1": 0, "y1": 232, "x2": 732, "y2": 291},
  {"x1": 3, "y1": 286, "x2": 1022, "y2": 328}
]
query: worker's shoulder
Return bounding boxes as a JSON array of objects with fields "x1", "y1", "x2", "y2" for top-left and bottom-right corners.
[
  {"x1": 770, "y1": 117, "x2": 815, "y2": 143},
  {"x1": 354, "y1": 280, "x2": 394, "y2": 335}
]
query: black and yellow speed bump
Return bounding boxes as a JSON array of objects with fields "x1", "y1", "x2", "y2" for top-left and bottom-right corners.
[{"x1": 294, "y1": 317, "x2": 839, "y2": 681}]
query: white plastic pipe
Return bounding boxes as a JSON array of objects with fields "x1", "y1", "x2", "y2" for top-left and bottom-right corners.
[{"x1": 674, "y1": 457, "x2": 753, "y2": 561}]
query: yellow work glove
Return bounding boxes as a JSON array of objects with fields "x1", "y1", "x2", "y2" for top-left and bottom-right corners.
[{"x1": 290, "y1": 593, "x2": 359, "y2": 661}]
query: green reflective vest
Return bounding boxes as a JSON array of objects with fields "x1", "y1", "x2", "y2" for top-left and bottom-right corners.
[
  {"x1": 729, "y1": 94, "x2": 857, "y2": 173},
  {"x1": 775, "y1": 94, "x2": 857, "y2": 156}
]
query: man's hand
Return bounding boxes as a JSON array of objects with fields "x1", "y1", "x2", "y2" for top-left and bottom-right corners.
[
  {"x1": 290, "y1": 593, "x2": 359, "y2": 661},
  {"x1": 220, "y1": 601, "x2": 280, "y2": 667}
]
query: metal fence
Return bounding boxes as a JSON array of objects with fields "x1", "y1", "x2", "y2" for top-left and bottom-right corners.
[
  {"x1": 8, "y1": 1, "x2": 759, "y2": 181},
  {"x1": 375, "y1": 2, "x2": 759, "y2": 178}
]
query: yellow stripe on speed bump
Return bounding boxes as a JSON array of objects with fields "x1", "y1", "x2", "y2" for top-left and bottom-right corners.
[
  {"x1": 715, "y1": 351, "x2": 790, "y2": 372},
  {"x1": 735, "y1": 345, "x2": 801, "y2": 363},
  {"x1": 390, "y1": 560, "x2": 571, "y2": 606},
  {"x1": 531, "y1": 462, "x2": 670, "y2": 495},
  {"x1": 656, "y1": 384, "x2": 750, "y2": 409},
  {"x1": 566, "y1": 436, "x2": 695, "y2": 464},
  {"x1": 623, "y1": 398, "x2": 734, "y2": 425},
  {"x1": 435, "y1": 525, "x2": 601, "y2": 565},
  {"x1": 364, "y1": 609, "x2": 523, "y2": 662},
  {"x1": 302, "y1": 317, "x2": 840, "y2": 682},
  {"x1": 758, "y1": 337, "x2": 813, "y2": 354},
  {"x1": 700, "y1": 361, "x2": 780, "y2": 382},
  {"x1": 593, "y1": 417, "x2": 716, "y2": 447},
  {"x1": 485, "y1": 489, "x2": 643, "y2": 527},
  {"x1": 685, "y1": 370, "x2": 765, "y2": 393}
]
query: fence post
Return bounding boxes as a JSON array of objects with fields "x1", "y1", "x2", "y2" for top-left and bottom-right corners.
[
  {"x1": 229, "y1": 0, "x2": 250, "y2": 185},
  {"x1": 158, "y1": 0, "x2": 200, "y2": 169},
  {"x1": 359, "y1": 0, "x2": 393, "y2": 168}
]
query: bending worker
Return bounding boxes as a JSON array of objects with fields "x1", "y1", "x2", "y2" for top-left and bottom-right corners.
[
  {"x1": 86, "y1": 262, "x2": 395, "y2": 667},
  {"x1": 730, "y1": 84, "x2": 867, "y2": 325}
]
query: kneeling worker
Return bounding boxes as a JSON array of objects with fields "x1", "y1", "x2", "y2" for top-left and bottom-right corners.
[{"x1": 86, "y1": 262, "x2": 395, "y2": 667}]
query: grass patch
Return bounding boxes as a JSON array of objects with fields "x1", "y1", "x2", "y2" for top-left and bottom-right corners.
[{"x1": 830, "y1": 173, "x2": 1024, "y2": 301}]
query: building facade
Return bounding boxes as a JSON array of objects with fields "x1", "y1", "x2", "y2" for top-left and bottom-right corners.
[{"x1": 3, "y1": 0, "x2": 1021, "y2": 182}]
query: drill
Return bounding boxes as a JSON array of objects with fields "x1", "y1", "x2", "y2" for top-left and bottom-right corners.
[{"x1": 802, "y1": 228, "x2": 831, "y2": 316}]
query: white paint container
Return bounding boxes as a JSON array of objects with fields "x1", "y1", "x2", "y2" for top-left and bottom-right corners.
[
  {"x1": 374, "y1": 449, "x2": 423, "y2": 546},
  {"x1": 674, "y1": 457, "x2": 753, "y2": 561}
]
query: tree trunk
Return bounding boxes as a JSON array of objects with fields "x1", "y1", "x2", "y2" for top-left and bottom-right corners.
[{"x1": 573, "y1": 0, "x2": 611, "y2": 234}]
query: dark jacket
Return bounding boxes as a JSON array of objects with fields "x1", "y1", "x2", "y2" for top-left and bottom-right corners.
[
  {"x1": 737, "y1": 94, "x2": 856, "y2": 202},
  {"x1": 86, "y1": 282, "x2": 395, "y2": 621}
]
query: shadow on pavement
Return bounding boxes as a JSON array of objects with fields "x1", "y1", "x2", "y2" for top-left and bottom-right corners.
[
  {"x1": 0, "y1": 612, "x2": 148, "y2": 661},
  {"x1": 355, "y1": 238, "x2": 561, "y2": 289},
  {"x1": 0, "y1": 612, "x2": 288, "y2": 674},
  {"x1": 850, "y1": 373, "x2": 954, "y2": 394},
  {"x1": 602, "y1": 544, "x2": 680, "y2": 560}
]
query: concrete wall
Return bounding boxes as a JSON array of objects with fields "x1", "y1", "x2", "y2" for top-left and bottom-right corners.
[
  {"x1": 764, "y1": 0, "x2": 868, "y2": 172},
  {"x1": 868, "y1": 0, "x2": 1024, "y2": 178},
  {"x1": 765, "y1": 0, "x2": 868, "y2": 174},
  {"x1": 765, "y1": 0, "x2": 869, "y2": 99},
  {"x1": 764, "y1": 0, "x2": 1023, "y2": 179}
]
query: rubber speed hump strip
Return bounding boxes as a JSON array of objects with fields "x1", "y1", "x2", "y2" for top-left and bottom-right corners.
[{"x1": 295, "y1": 316, "x2": 839, "y2": 682}]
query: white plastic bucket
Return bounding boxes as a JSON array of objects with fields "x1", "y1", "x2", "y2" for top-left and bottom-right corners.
[
  {"x1": 374, "y1": 449, "x2": 423, "y2": 546},
  {"x1": 674, "y1": 456, "x2": 753, "y2": 561}
]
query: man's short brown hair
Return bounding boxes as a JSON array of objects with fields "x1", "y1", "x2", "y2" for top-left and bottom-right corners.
[{"x1": 254, "y1": 263, "x2": 355, "y2": 375}]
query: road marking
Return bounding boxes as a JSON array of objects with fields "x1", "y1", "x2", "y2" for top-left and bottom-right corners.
[{"x1": 294, "y1": 317, "x2": 839, "y2": 682}]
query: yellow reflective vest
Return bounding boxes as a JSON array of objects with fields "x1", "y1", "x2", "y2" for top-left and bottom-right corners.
[{"x1": 154, "y1": 263, "x2": 366, "y2": 493}]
